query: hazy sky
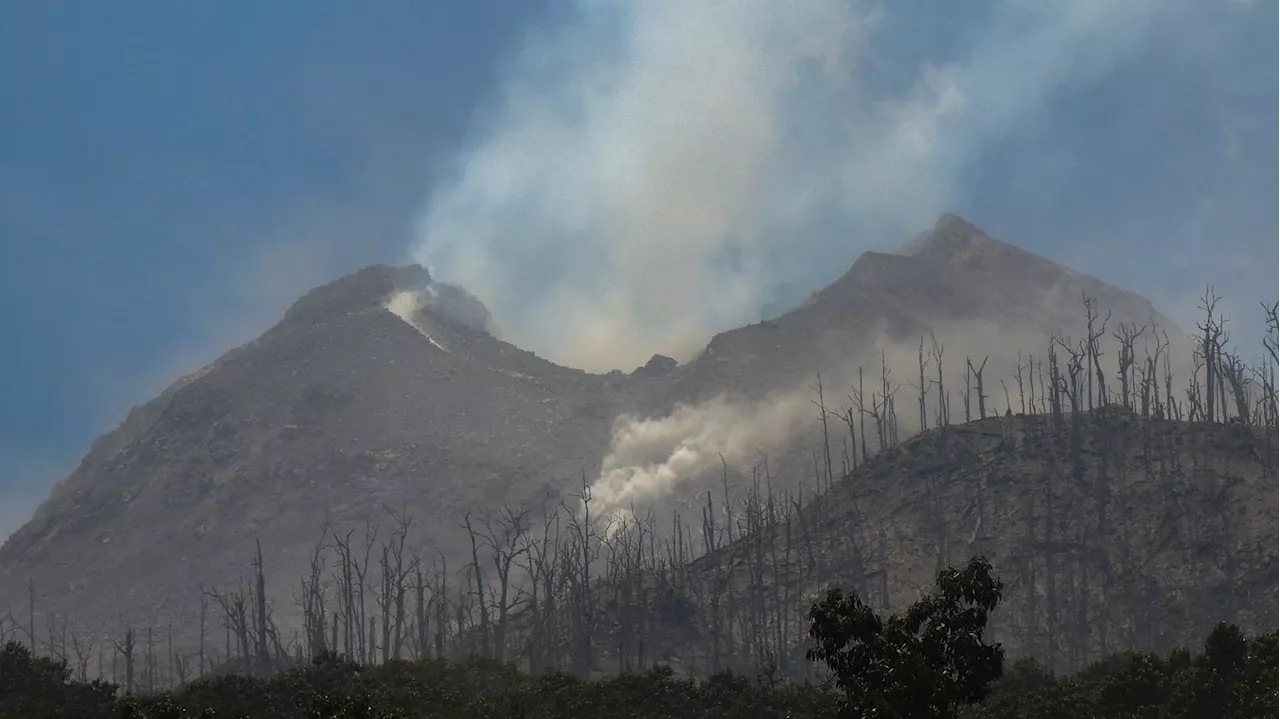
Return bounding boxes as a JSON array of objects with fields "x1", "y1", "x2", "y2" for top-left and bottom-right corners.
[{"x1": 1, "y1": 1, "x2": 1276, "y2": 538}]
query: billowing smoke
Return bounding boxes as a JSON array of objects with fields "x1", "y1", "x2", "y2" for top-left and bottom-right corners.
[
  {"x1": 384, "y1": 280, "x2": 503, "y2": 342},
  {"x1": 586, "y1": 311, "x2": 1191, "y2": 523},
  {"x1": 414, "y1": 0, "x2": 1162, "y2": 373},
  {"x1": 590, "y1": 392, "x2": 813, "y2": 526}
]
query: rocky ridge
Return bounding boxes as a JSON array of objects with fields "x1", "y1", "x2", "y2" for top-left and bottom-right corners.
[{"x1": 0, "y1": 215, "x2": 1226, "y2": 660}]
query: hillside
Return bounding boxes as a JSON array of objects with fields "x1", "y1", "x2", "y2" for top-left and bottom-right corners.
[
  {"x1": 525, "y1": 414, "x2": 1277, "y2": 680},
  {"x1": 664, "y1": 214, "x2": 1177, "y2": 404},
  {"x1": 0, "y1": 214, "x2": 1251, "y2": 671},
  {"x1": 0, "y1": 265, "x2": 643, "y2": 644}
]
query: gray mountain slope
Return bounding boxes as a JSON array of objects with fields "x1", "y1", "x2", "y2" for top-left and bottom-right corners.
[{"x1": 0, "y1": 215, "x2": 1194, "y2": 655}]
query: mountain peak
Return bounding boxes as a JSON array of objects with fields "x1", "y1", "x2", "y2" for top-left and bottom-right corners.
[
  {"x1": 283, "y1": 264, "x2": 430, "y2": 324},
  {"x1": 898, "y1": 213, "x2": 1016, "y2": 270}
]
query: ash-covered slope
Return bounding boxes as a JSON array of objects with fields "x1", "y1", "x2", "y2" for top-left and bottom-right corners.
[
  {"x1": 0, "y1": 214, "x2": 1192, "y2": 654},
  {"x1": 667, "y1": 214, "x2": 1177, "y2": 403},
  {"x1": 0, "y1": 264, "x2": 638, "y2": 643},
  {"x1": 572, "y1": 415, "x2": 1278, "y2": 678},
  {"x1": 619, "y1": 214, "x2": 1185, "y2": 539}
]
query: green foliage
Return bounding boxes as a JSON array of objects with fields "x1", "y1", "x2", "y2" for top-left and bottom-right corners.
[
  {"x1": 0, "y1": 621, "x2": 1273, "y2": 718},
  {"x1": 0, "y1": 645, "x2": 839, "y2": 718},
  {"x1": 0, "y1": 640, "x2": 118, "y2": 719},
  {"x1": 807, "y1": 556, "x2": 1006, "y2": 718},
  {"x1": 966, "y1": 623, "x2": 1279, "y2": 719}
]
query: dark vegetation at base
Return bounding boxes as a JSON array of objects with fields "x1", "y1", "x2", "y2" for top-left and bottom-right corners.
[
  {"x1": 2, "y1": 292, "x2": 1275, "y2": 687},
  {"x1": 4, "y1": 624, "x2": 1275, "y2": 719},
  {"x1": 3, "y1": 558, "x2": 1275, "y2": 719}
]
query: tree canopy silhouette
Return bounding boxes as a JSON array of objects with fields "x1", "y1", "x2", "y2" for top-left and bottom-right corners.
[{"x1": 808, "y1": 556, "x2": 1005, "y2": 719}]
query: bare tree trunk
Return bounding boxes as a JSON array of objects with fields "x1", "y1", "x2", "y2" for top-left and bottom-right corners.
[
  {"x1": 26, "y1": 579, "x2": 36, "y2": 653},
  {"x1": 811, "y1": 372, "x2": 835, "y2": 489},
  {"x1": 480, "y1": 505, "x2": 531, "y2": 664},
  {"x1": 116, "y1": 627, "x2": 136, "y2": 696},
  {"x1": 931, "y1": 335, "x2": 948, "y2": 429},
  {"x1": 254, "y1": 538, "x2": 270, "y2": 675},
  {"x1": 1114, "y1": 322, "x2": 1146, "y2": 413},
  {"x1": 1082, "y1": 294, "x2": 1111, "y2": 410},
  {"x1": 1198, "y1": 287, "x2": 1225, "y2": 422},
  {"x1": 198, "y1": 591, "x2": 208, "y2": 678},
  {"x1": 969, "y1": 357, "x2": 989, "y2": 420},
  {"x1": 462, "y1": 512, "x2": 492, "y2": 659}
]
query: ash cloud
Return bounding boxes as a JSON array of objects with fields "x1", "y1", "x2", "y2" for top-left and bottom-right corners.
[
  {"x1": 414, "y1": 0, "x2": 1165, "y2": 373},
  {"x1": 590, "y1": 392, "x2": 814, "y2": 525},
  {"x1": 587, "y1": 311, "x2": 1199, "y2": 525}
]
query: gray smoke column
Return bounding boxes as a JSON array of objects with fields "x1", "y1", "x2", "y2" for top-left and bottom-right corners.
[
  {"x1": 414, "y1": 0, "x2": 1161, "y2": 372},
  {"x1": 590, "y1": 391, "x2": 813, "y2": 526}
]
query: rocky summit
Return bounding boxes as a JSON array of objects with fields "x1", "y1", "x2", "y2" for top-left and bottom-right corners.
[{"x1": 0, "y1": 215, "x2": 1268, "y2": 669}]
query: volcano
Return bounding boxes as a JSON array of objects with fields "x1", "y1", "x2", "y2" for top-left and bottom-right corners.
[{"x1": 0, "y1": 215, "x2": 1243, "y2": 664}]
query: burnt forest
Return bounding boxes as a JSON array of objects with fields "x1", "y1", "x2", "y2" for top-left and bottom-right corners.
[{"x1": 1, "y1": 3, "x2": 1277, "y2": 715}]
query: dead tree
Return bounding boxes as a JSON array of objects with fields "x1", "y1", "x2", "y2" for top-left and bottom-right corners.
[
  {"x1": 207, "y1": 583, "x2": 254, "y2": 673},
  {"x1": 914, "y1": 339, "x2": 930, "y2": 432},
  {"x1": 519, "y1": 501, "x2": 562, "y2": 674},
  {"x1": 1013, "y1": 351, "x2": 1027, "y2": 415},
  {"x1": 930, "y1": 334, "x2": 949, "y2": 429},
  {"x1": 1220, "y1": 350, "x2": 1252, "y2": 425},
  {"x1": 409, "y1": 559, "x2": 429, "y2": 660},
  {"x1": 480, "y1": 505, "x2": 531, "y2": 663},
  {"x1": 721, "y1": 457, "x2": 737, "y2": 543},
  {"x1": 43, "y1": 613, "x2": 67, "y2": 664},
  {"x1": 1265, "y1": 301, "x2": 1279, "y2": 363},
  {"x1": 461, "y1": 512, "x2": 492, "y2": 659},
  {"x1": 71, "y1": 632, "x2": 92, "y2": 681},
  {"x1": 562, "y1": 473, "x2": 600, "y2": 676},
  {"x1": 0, "y1": 607, "x2": 14, "y2": 646},
  {"x1": 701, "y1": 489, "x2": 721, "y2": 555},
  {"x1": 1255, "y1": 302, "x2": 1279, "y2": 430},
  {"x1": 1047, "y1": 342, "x2": 1064, "y2": 425},
  {"x1": 299, "y1": 530, "x2": 329, "y2": 659},
  {"x1": 839, "y1": 407, "x2": 859, "y2": 472},
  {"x1": 253, "y1": 538, "x2": 271, "y2": 675},
  {"x1": 1113, "y1": 322, "x2": 1147, "y2": 412},
  {"x1": 115, "y1": 627, "x2": 136, "y2": 695},
  {"x1": 198, "y1": 591, "x2": 208, "y2": 678},
  {"x1": 26, "y1": 579, "x2": 36, "y2": 653},
  {"x1": 145, "y1": 624, "x2": 154, "y2": 692},
  {"x1": 431, "y1": 553, "x2": 450, "y2": 659},
  {"x1": 1187, "y1": 350, "x2": 1206, "y2": 422},
  {"x1": 968, "y1": 357, "x2": 989, "y2": 420},
  {"x1": 166, "y1": 625, "x2": 174, "y2": 690},
  {"x1": 331, "y1": 529, "x2": 357, "y2": 659},
  {"x1": 850, "y1": 367, "x2": 870, "y2": 463},
  {"x1": 855, "y1": 350, "x2": 902, "y2": 452},
  {"x1": 811, "y1": 372, "x2": 835, "y2": 490},
  {"x1": 174, "y1": 650, "x2": 190, "y2": 687},
  {"x1": 375, "y1": 508, "x2": 413, "y2": 661},
  {"x1": 1082, "y1": 294, "x2": 1111, "y2": 410},
  {"x1": 353, "y1": 521, "x2": 378, "y2": 663},
  {"x1": 1163, "y1": 337, "x2": 1181, "y2": 421},
  {"x1": 962, "y1": 357, "x2": 973, "y2": 422},
  {"x1": 1197, "y1": 287, "x2": 1226, "y2": 422},
  {"x1": 1140, "y1": 329, "x2": 1167, "y2": 419},
  {"x1": 452, "y1": 584, "x2": 474, "y2": 659}
]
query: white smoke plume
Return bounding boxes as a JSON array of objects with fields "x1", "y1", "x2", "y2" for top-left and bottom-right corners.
[
  {"x1": 385, "y1": 290, "x2": 450, "y2": 353},
  {"x1": 590, "y1": 392, "x2": 813, "y2": 526},
  {"x1": 414, "y1": 0, "x2": 1163, "y2": 373},
  {"x1": 585, "y1": 311, "x2": 1194, "y2": 524}
]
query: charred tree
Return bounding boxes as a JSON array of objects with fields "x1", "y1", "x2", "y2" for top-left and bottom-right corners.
[
  {"x1": 1197, "y1": 287, "x2": 1226, "y2": 423},
  {"x1": 969, "y1": 357, "x2": 989, "y2": 420}
]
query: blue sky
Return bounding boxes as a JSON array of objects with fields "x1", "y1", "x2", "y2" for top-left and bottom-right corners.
[
  {"x1": 0, "y1": 2, "x2": 543, "y2": 530},
  {"x1": 1, "y1": 1, "x2": 1276, "y2": 536}
]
